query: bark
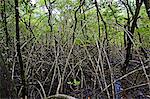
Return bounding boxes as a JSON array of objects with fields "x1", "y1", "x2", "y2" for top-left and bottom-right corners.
[
  {"x1": 14, "y1": 0, "x2": 27, "y2": 98},
  {"x1": 73, "y1": 0, "x2": 85, "y2": 43},
  {"x1": 144, "y1": 0, "x2": 150, "y2": 18},
  {"x1": 80, "y1": 0, "x2": 87, "y2": 39},
  {"x1": 94, "y1": 0, "x2": 108, "y2": 45},
  {"x1": 138, "y1": 32, "x2": 148, "y2": 59},
  {"x1": 123, "y1": 0, "x2": 143, "y2": 73},
  {"x1": 1, "y1": 0, "x2": 10, "y2": 68},
  {"x1": 94, "y1": 0, "x2": 101, "y2": 39}
]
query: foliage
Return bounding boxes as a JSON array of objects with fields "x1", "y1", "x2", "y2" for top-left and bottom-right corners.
[
  {"x1": 67, "y1": 79, "x2": 80, "y2": 86},
  {"x1": 0, "y1": 0, "x2": 150, "y2": 98}
]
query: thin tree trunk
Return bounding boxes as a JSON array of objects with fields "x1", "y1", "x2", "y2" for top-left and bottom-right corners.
[
  {"x1": 73, "y1": 0, "x2": 85, "y2": 43},
  {"x1": 14, "y1": 0, "x2": 27, "y2": 98},
  {"x1": 2, "y1": 0, "x2": 10, "y2": 68},
  {"x1": 123, "y1": 0, "x2": 143, "y2": 73},
  {"x1": 94, "y1": 0, "x2": 101, "y2": 40},
  {"x1": 138, "y1": 32, "x2": 148, "y2": 59},
  {"x1": 144, "y1": 0, "x2": 150, "y2": 18}
]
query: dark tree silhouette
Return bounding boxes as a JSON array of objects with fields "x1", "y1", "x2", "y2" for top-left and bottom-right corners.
[
  {"x1": 123, "y1": 0, "x2": 143, "y2": 73},
  {"x1": 14, "y1": 0, "x2": 26, "y2": 98}
]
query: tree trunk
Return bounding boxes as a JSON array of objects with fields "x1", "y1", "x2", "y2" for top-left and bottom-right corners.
[
  {"x1": 123, "y1": 0, "x2": 143, "y2": 73},
  {"x1": 144, "y1": 0, "x2": 150, "y2": 18},
  {"x1": 14, "y1": 0, "x2": 27, "y2": 98}
]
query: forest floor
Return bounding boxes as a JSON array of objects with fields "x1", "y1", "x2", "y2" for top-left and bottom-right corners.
[{"x1": 0, "y1": 43, "x2": 150, "y2": 99}]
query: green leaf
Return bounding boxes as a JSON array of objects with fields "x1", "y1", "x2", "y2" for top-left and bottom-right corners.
[
  {"x1": 67, "y1": 81, "x2": 73, "y2": 85},
  {"x1": 73, "y1": 79, "x2": 80, "y2": 86}
]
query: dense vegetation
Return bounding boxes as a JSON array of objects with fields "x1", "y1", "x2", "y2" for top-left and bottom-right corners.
[{"x1": 0, "y1": 0, "x2": 150, "y2": 99}]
